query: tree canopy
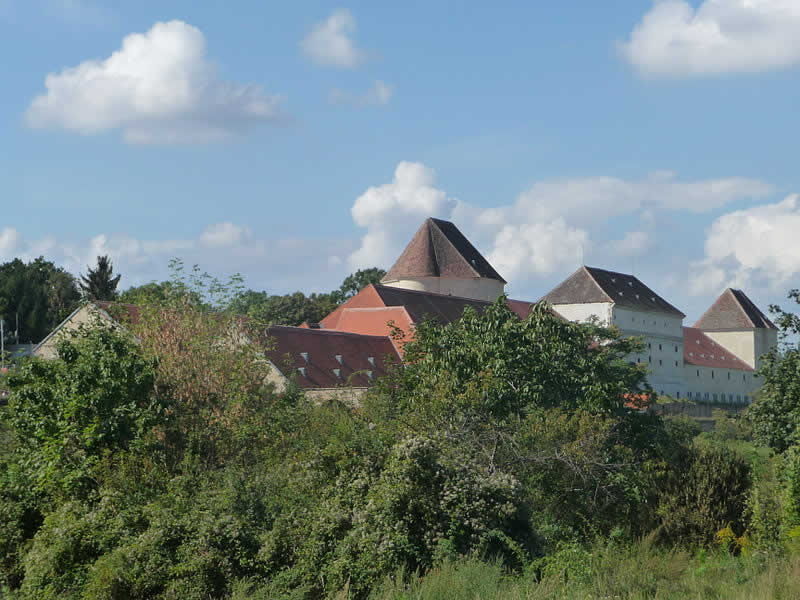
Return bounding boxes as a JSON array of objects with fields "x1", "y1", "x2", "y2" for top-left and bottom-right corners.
[
  {"x1": 0, "y1": 257, "x2": 80, "y2": 344},
  {"x1": 79, "y1": 255, "x2": 121, "y2": 301}
]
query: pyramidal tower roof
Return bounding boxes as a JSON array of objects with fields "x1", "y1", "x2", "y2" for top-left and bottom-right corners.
[
  {"x1": 382, "y1": 218, "x2": 506, "y2": 283},
  {"x1": 541, "y1": 266, "x2": 685, "y2": 317},
  {"x1": 694, "y1": 288, "x2": 777, "y2": 330}
]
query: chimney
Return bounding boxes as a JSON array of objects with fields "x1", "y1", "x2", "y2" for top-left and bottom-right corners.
[
  {"x1": 367, "y1": 356, "x2": 376, "y2": 367},
  {"x1": 335, "y1": 354, "x2": 343, "y2": 364},
  {"x1": 300, "y1": 352, "x2": 309, "y2": 363},
  {"x1": 332, "y1": 368, "x2": 342, "y2": 379},
  {"x1": 297, "y1": 367, "x2": 307, "y2": 377}
]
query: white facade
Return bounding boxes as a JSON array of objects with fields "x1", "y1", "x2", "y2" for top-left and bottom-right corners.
[
  {"x1": 552, "y1": 300, "x2": 770, "y2": 403},
  {"x1": 702, "y1": 328, "x2": 778, "y2": 371},
  {"x1": 381, "y1": 276, "x2": 505, "y2": 302}
]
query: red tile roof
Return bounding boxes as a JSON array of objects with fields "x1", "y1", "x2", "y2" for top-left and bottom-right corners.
[
  {"x1": 683, "y1": 327, "x2": 753, "y2": 371},
  {"x1": 382, "y1": 217, "x2": 506, "y2": 283},
  {"x1": 694, "y1": 288, "x2": 776, "y2": 330},
  {"x1": 265, "y1": 326, "x2": 401, "y2": 389}
]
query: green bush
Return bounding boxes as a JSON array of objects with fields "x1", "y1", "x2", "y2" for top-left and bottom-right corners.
[{"x1": 657, "y1": 442, "x2": 751, "y2": 546}]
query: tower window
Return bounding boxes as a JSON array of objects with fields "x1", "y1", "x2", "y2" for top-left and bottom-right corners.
[
  {"x1": 659, "y1": 359, "x2": 662, "y2": 366},
  {"x1": 659, "y1": 344, "x2": 662, "y2": 351}
]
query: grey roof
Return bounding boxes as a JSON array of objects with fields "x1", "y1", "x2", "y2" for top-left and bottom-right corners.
[
  {"x1": 382, "y1": 218, "x2": 506, "y2": 283},
  {"x1": 694, "y1": 288, "x2": 777, "y2": 330},
  {"x1": 541, "y1": 266, "x2": 686, "y2": 318}
]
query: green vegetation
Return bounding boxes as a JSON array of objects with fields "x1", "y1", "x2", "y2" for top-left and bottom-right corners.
[
  {"x1": 0, "y1": 257, "x2": 80, "y2": 343},
  {"x1": 79, "y1": 255, "x2": 122, "y2": 302},
  {"x1": 1, "y1": 271, "x2": 799, "y2": 598}
]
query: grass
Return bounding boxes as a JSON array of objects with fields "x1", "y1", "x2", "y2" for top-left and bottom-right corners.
[{"x1": 366, "y1": 540, "x2": 800, "y2": 600}]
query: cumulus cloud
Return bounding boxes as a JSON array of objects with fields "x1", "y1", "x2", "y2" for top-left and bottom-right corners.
[
  {"x1": 330, "y1": 80, "x2": 393, "y2": 107},
  {"x1": 0, "y1": 223, "x2": 356, "y2": 294},
  {"x1": 690, "y1": 195, "x2": 800, "y2": 294},
  {"x1": 301, "y1": 9, "x2": 366, "y2": 68},
  {"x1": 26, "y1": 20, "x2": 283, "y2": 144},
  {"x1": 349, "y1": 162, "x2": 457, "y2": 269},
  {"x1": 609, "y1": 231, "x2": 652, "y2": 257},
  {"x1": 621, "y1": 0, "x2": 800, "y2": 77},
  {"x1": 348, "y1": 163, "x2": 774, "y2": 285}
]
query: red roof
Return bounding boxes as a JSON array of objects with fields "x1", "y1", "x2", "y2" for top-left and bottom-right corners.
[
  {"x1": 265, "y1": 325, "x2": 401, "y2": 389},
  {"x1": 683, "y1": 327, "x2": 753, "y2": 371},
  {"x1": 319, "y1": 284, "x2": 539, "y2": 351}
]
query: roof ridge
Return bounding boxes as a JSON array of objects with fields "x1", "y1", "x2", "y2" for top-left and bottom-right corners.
[
  {"x1": 429, "y1": 218, "x2": 481, "y2": 279},
  {"x1": 373, "y1": 283, "x2": 493, "y2": 303},
  {"x1": 581, "y1": 266, "x2": 616, "y2": 303}
]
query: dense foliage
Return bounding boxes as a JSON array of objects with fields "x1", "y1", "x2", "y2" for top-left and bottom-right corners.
[
  {"x1": 79, "y1": 255, "x2": 122, "y2": 301},
  {"x1": 748, "y1": 288, "x2": 800, "y2": 452},
  {"x1": 0, "y1": 257, "x2": 81, "y2": 344},
  {"x1": 1, "y1": 277, "x2": 799, "y2": 598}
]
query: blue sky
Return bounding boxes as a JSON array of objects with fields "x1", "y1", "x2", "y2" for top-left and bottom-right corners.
[{"x1": 2, "y1": 0, "x2": 800, "y2": 322}]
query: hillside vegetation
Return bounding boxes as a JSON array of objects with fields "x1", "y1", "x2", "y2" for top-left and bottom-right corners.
[{"x1": 1, "y1": 273, "x2": 799, "y2": 599}]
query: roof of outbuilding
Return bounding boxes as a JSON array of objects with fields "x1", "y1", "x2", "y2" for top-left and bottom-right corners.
[
  {"x1": 694, "y1": 288, "x2": 777, "y2": 330},
  {"x1": 683, "y1": 327, "x2": 753, "y2": 371},
  {"x1": 382, "y1": 217, "x2": 506, "y2": 283},
  {"x1": 265, "y1": 325, "x2": 401, "y2": 389},
  {"x1": 541, "y1": 266, "x2": 685, "y2": 318}
]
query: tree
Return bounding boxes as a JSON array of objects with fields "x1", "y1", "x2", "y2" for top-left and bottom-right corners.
[
  {"x1": 228, "y1": 267, "x2": 386, "y2": 326},
  {"x1": 0, "y1": 257, "x2": 80, "y2": 343},
  {"x1": 748, "y1": 290, "x2": 800, "y2": 452},
  {"x1": 336, "y1": 267, "x2": 386, "y2": 302},
  {"x1": 79, "y1": 255, "x2": 121, "y2": 301}
]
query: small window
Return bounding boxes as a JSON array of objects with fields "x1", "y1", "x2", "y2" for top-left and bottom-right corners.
[
  {"x1": 711, "y1": 371, "x2": 715, "y2": 379},
  {"x1": 659, "y1": 344, "x2": 662, "y2": 351},
  {"x1": 675, "y1": 361, "x2": 678, "y2": 367},
  {"x1": 659, "y1": 359, "x2": 662, "y2": 366},
  {"x1": 727, "y1": 372, "x2": 730, "y2": 380},
  {"x1": 675, "y1": 345, "x2": 678, "y2": 352},
  {"x1": 696, "y1": 370, "x2": 699, "y2": 377},
  {"x1": 676, "y1": 391, "x2": 680, "y2": 399},
  {"x1": 648, "y1": 356, "x2": 652, "y2": 364},
  {"x1": 648, "y1": 342, "x2": 651, "y2": 349},
  {"x1": 743, "y1": 374, "x2": 746, "y2": 382}
]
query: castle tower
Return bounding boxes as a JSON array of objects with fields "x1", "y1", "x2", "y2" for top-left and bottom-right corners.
[
  {"x1": 380, "y1": 217, "x2": 506, "y2": 302},
  {"x1": 694, "y1": 288, "x2": 778, "y2": 370}
]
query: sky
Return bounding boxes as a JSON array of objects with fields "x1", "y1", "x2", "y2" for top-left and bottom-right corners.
[{"x1": 2, "y1": 0, "x2": 800, "y2": 323}]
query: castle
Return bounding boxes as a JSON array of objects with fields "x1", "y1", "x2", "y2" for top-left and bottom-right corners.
[
  {"x1": 317, "y1": 217, "x2": 777, "y2": 403},
  {"x1": 32, "y1": 217, "x2": 778, "y2": 403}
]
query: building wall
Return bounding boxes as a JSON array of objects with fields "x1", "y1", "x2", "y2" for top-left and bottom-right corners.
[
  {"x1": 33, "y1": 304, "x2": 116, "y2": 360},
  {"x1": 612, "y1": 306, "x2": 686, "y2": 398},
  {"x1": 551, "y1": 302, "x2": 614, "y2": 326},
  {"x1": 684, "y1": 365, "x2": 759, "y2": 404},
  {"x1": 381, "y1": 276, "x2": 505, "y2": 302},
  {"x1": 703, "y1": 328, "x2": 778, "y2": 370}
]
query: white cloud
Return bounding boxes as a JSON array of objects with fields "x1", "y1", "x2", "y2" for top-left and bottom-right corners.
[
  {"x1": 198, "y1": 222, "x2": 252, "y2": 247},
  {"x1": 690, "y1": 195, "x2": 800, "y2": 294},
  {"x1": 301, "y1": 9, "x2": 366, "y2": 69},
  {"x1": 0, "y1": 228, "x2": 21, "y2": 254},
  {"x1": 487, "y1": 220, "x2": 588, "y2": 281},
  {"x1": 349, "y1": 162, "x2": 456, "y2": 269},
  {"x1": 330, "y1": 80, "x2": 394, "y2": 107},
  {"x1": 609, "y1": 231, "x2": 652, "y2": 257},
  {"x1": 348, "y1": 163, "x2": 774, "y2": 285},
  {"x1": 26, "y1": 20, "x2": 283, "y2": 144},
  {"x1": 621, "y1": 0, "x2": 800, "y2": 77},
  {"x1": 0, "y1": 223, "x2": 356, "y2": 295}
]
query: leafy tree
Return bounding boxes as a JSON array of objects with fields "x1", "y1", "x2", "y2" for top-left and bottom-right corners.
[
  {"x1": 79, "y1": 255, "x2": 121, "y2": 301},
  {"x1": 228, "y1": 267, "x2": 385, "y2": 326},
  {"x1": 0, "y1": 257, "x2": 80, "y2": 343},
  {"x1": 748, "y1": 290, "x2": 800, "y2": 452},
  {"x1": 335, "y1": 267, "x2": 386, "y2": 301}
]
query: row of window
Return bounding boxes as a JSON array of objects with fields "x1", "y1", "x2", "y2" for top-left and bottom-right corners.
[
  {"x1": 636, "y1": 357, "x2": 680, "y2": 368},
  {"x1": 694, "y1": 369, "x2": 747, "y2": 382},
  {"x1": 648, "y1": 342, "x2": 680, "y2": 352},
  {"x1": 687, "y1": 391, "x2": 750, "y2": 403}
]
